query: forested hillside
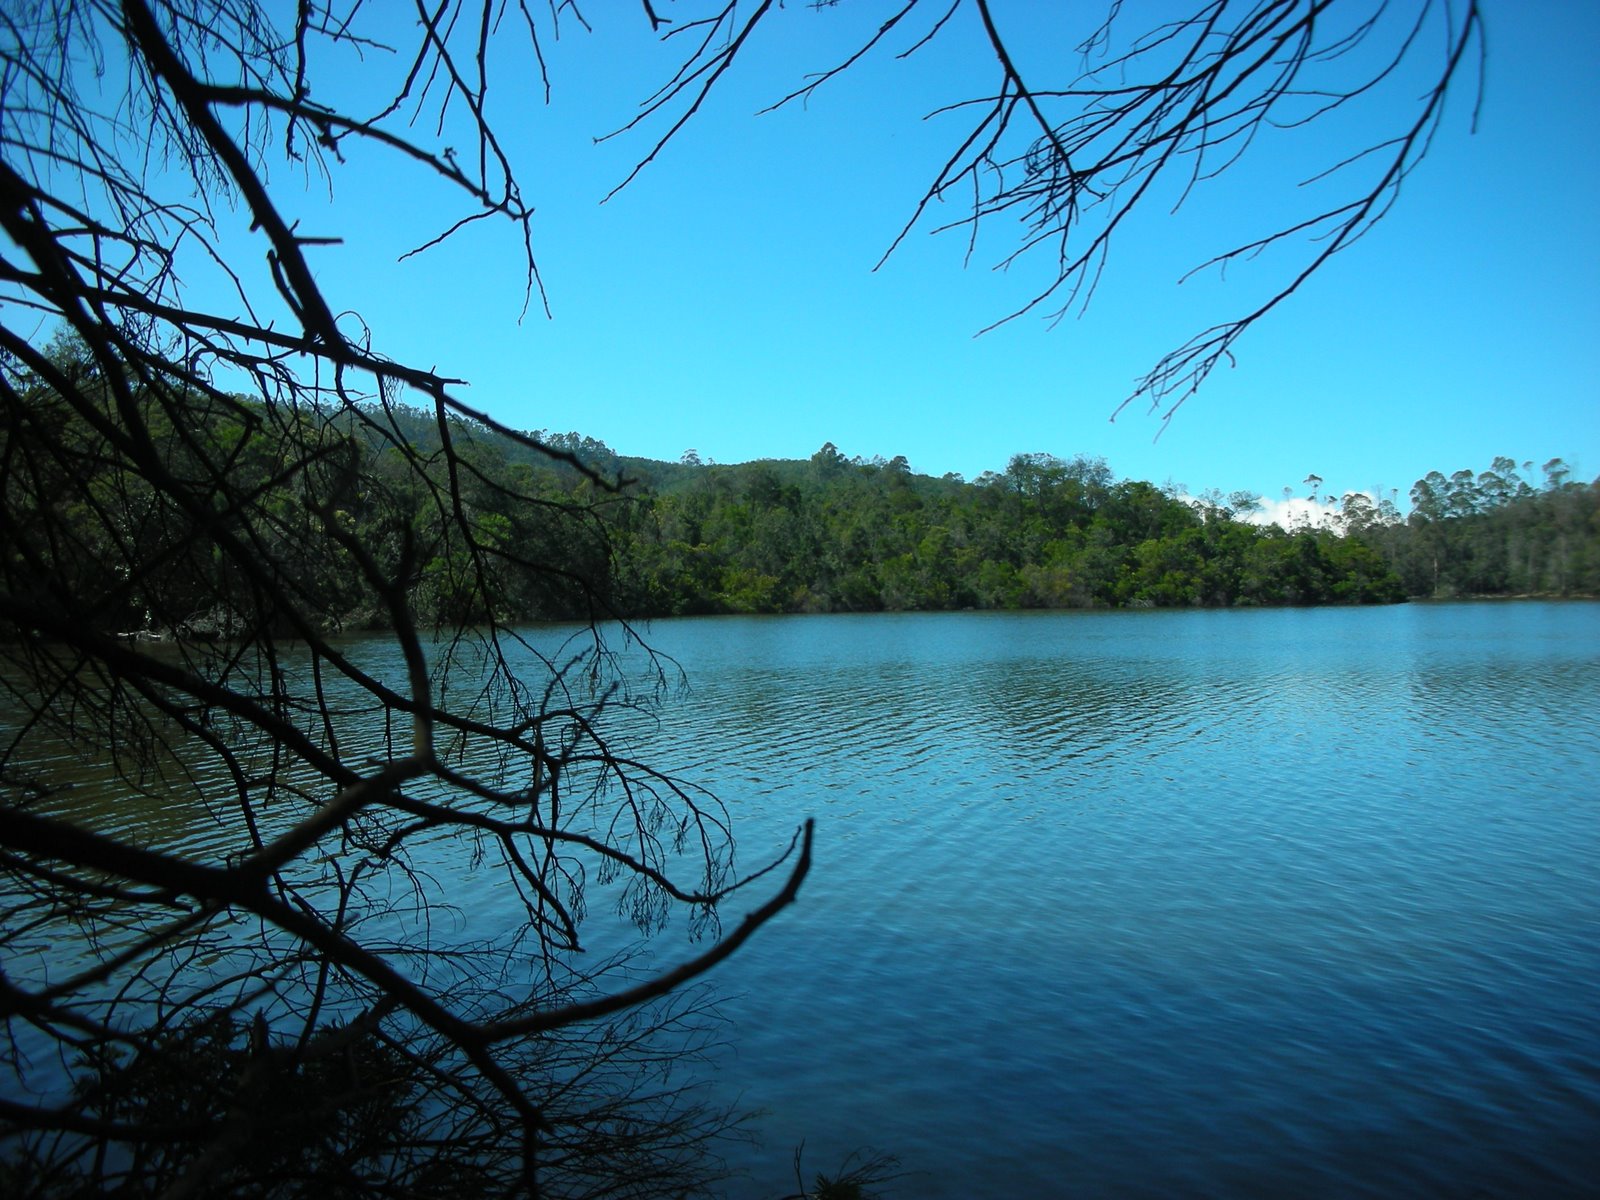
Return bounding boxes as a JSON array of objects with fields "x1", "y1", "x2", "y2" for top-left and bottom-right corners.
[
  {"x1": 607, "y1": 446, "x2": 1405, "y2": 613},
  {"x1": 320, "y1": 408, "x2": 1600, "y2": 620},
  {"x1": 13, "y1": 371, "x2": 1592, "y2": 636}
]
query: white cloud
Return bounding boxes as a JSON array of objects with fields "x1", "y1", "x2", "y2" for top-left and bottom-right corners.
[
  {"x1": 1184, "y1": 490, "x2": 1394, "y2": 530},
  {"x1": 1243, "y1": 494, "x2": 1344, "y2": 530}
]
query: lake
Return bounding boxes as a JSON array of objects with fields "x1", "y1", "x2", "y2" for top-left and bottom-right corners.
[
  {"x1": 7, "y1": 602, "x2": 1599, "y2": 1197},
  {"x1": 563, "y1": 603, "x2": 1600, "y2": 1198}
]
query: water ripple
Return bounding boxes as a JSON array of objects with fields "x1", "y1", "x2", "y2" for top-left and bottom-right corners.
[
  {"x1": 623, "y1": 605, "x2": 1600, "y2": 1199},
  {"x1": 7, "y1": 605, "x2": 1597, "y2": 1198}
]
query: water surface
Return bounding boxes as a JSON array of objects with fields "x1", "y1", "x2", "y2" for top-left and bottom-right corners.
[
  {"x1": 7, "y1": 603, "x2": 1597, "y2": 1198},
  {"x1": 588, "y1": 604, "x2": 1600, "y2": 1198}
]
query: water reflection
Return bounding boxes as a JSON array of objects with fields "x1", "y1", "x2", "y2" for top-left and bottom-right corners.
[
  {"x1": 607, "y1": 604, "x2": 1600, "y2": 1199},
  {"x1": 6, "y1": 604, "x2": 1598, "y2": 1197}
]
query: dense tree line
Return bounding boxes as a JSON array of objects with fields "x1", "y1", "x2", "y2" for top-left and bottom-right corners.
[
  {"x1": 1366, "y1": 457, "x2": 1600, "y2": 599},
  {"x1": 175, "y1": 398, "x2": 1600, "y2": 624},
  {"x1": 608, "y1": 446, "x2": 1407, "y2": 614},
  {"x1": 557, "y1": 443, "x2": 1597, "y2": 617},
  {"x1": 26, "y1": 378, "x2": 1590, "y2": 634},
  {"x1": 612, "y1": 448, "x2": 1597, "y2": 615}
]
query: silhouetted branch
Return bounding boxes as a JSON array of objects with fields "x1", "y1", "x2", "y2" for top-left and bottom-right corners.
[
  {"x1": 1, "y1": 3, "x2": 801, "y2": 1192},
  {"x1": 617, "y1": 0, "x2": 1482, "y2": 418}
]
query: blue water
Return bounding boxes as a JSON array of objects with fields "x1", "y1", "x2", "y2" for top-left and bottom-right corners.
[
  {"x1": 6, "y1": 602, "x2": 1597, "y2": 1197},
  {"x1": 557, "y1": 603, "x2": 1600, "y2": 1198}
]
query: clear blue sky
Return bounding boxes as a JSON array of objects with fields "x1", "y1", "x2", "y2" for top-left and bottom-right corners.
[{"x1": 271, "y1": 1, "x2": 1598, "y2": 507}]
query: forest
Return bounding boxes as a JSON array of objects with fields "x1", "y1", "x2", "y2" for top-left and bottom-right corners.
[
  {"x1": 332, "y1": 407, "x2": 1590, "y2": 623},
  {"x1": 16, "y1": 361, "x2": 1591, "y2": 641},
  {"x1": 47, "y1": 383, "x2": 1587, "y2": 635}
]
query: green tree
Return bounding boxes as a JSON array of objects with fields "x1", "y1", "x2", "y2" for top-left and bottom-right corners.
[{"x1": 1377, "y1": 457, "x2": 1597, "y2": 598}]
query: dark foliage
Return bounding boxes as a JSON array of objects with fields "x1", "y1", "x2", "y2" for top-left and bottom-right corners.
[
  {"x1": 1373, "y1": 457, "x2": 1600, "y2": 599},
  {"x1": 603, "y1": 448, "x2": 1594, "y2": 613},
  {"x1": 537, "y1": 445, "x2": 1410, "y2": 614}
]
